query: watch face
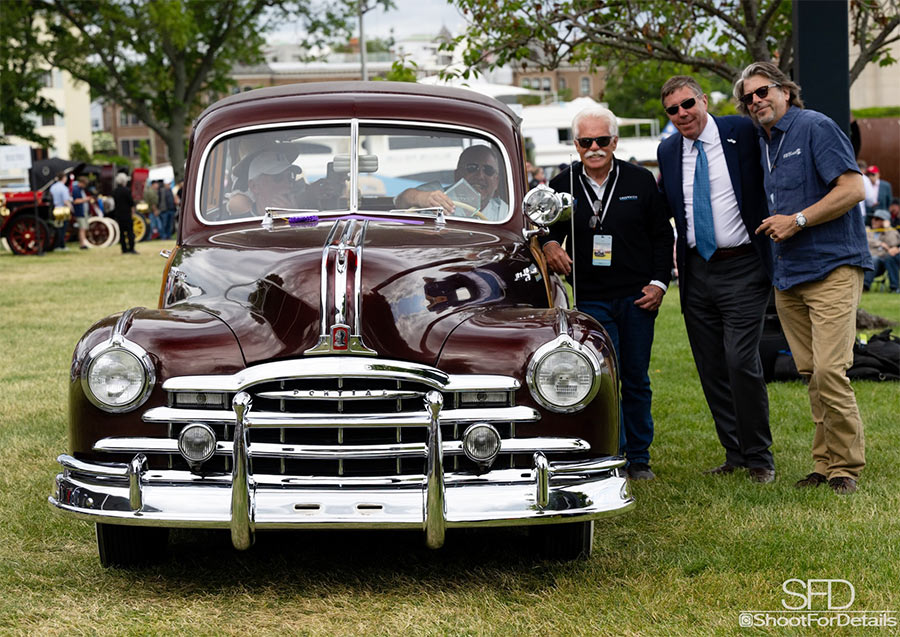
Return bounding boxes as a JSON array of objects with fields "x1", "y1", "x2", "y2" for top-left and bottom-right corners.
[{"x1": 796, "y1": 213, "x2": 807, "y2": 227}]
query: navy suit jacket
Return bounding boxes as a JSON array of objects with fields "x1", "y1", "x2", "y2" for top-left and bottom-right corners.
[{"x1": 657, "y1": 114, "x2": 772, "y2": 304}]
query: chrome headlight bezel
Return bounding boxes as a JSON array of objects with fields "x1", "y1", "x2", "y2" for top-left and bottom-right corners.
[
  {"x1": 80, "y1": 338, "x2": 155, "y2": 413},
  {"x1": 526, "y1": 334, "x2": 602, "y2": 413}
]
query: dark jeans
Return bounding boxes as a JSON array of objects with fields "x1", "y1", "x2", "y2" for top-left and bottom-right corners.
[
  {"x1": 864, "y1": 254, "x2": 900, "y2": 291},
  {"x1": 55, "y1": 221, "x2": 69, "y2": 249},
  {"x1": 160, "y1": 209, "x2": 175, "y2": 239},
  {"x1": 116, "y1": 214, "x2": 135, "y2": 253},
  {"x1": 579, "y1": 296, "x2": 658, "y2": 465}
]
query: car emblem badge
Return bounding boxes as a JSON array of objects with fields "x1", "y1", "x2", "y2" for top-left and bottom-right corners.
[{"x1": 331, "y1": 324, "x2": 350, "y2": 351}]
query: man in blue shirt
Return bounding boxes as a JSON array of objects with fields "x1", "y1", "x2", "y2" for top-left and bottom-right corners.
[
  {"x1": 71, "y1": 175, "x2": 91, "y2": 249},
  {"x1": 48, "y1": 172, "x2": 71, "y2": 250},
  {"x1": 734, "y1": 61, "x2": 872, "y2": 495}
]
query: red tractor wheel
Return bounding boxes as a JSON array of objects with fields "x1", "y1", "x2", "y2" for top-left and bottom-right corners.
[{"x1": 5, "y1": 215, "x2": 51, "y2": 255}]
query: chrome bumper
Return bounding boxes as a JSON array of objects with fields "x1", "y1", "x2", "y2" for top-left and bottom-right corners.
[{"x1": 50, "y1": 391, "x2": 633, "y2": 549}]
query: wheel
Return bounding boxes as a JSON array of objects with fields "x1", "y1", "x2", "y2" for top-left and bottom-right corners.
[
  {"x1": 531, "y1": 521, "x2": 594, "y2": 560},
  {"x1": 450, "y1": 200, "x2": 487, "y2": 220},
  {"x1": 4, "y1": 215, "x2": 50, "y2": 255},
  {"x1": 96, "y1": 523, "x2": 169, "y2": 567},
  {"x1": 132, "y1": 213, "x2": 148, "y2": 242},
  {"x1": 86, "y1": 217, "x2": 117, "y2": 248}
]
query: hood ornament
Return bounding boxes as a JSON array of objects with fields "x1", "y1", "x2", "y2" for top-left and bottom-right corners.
[{"x1": 305, "y1": 219, "x2": 377, "y2": 356}]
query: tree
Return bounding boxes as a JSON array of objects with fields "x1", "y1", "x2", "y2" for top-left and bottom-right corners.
[
  {"x1": 447, "y1": 0, "x2": 899, "y2": 86},
  {"x1": 0, "y1": 0, "x2": 62, "y2": 147},
  {"x1": 35, "y1": 0, "x2": 393, "y2": 182}
]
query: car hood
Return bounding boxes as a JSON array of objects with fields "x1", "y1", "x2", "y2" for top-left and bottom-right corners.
[{"x1": 168, "y1": 219, "x2": 547, "y2": 366}]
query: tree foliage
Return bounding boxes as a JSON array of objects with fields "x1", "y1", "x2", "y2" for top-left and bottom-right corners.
[
  {"x1": 33, "y1": 0, "x2": 393, "y2": 181},
  {"x1": 447, "y1": 0, "x2": 899, "y2": 86},
  {"x1": 0, "y1": 0, "x2": 62, "y2": 147}
]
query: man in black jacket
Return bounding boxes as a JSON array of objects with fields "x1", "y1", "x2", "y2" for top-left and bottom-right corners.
[
  {"x1": 657, "y1": 75, "x2": 775, "y2": 483},
  {"x1": 541, "y1": 105, "x2": 674, "y2": 480},
  {"x1": 112, "y1": 172, "x2": 137, "y2": 254}
]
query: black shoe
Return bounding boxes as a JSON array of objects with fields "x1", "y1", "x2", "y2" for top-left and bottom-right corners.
[
  {"x1": 829, "y1": 476, "x2": 857, "y2": 494},
  {"x1": 794, "y1": 472, "x2": 827, "y2": 488},
  {"x1": 748, "y1": 467, "x2": 776, "y2": 483},
  {"x1": 79, "y1": 245, "x2": 89, "y2": 250},
  {"x1": 704, "y1": 463, "x2": 738, "y2": 475},
  {"x1": 627, "y1": 463, "x2": 655, "y2": 481}
]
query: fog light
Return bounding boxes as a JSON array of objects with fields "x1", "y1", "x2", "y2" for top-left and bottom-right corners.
[
  {"x1": 462, "y1": 423, "x2": 501, "y2": 469},
  {"x1": 178, "y1": 423, "x2": 217, "y2": 466}
]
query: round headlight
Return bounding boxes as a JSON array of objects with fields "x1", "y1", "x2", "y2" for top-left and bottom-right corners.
[
  {"x1": 179, "y1": 423, "x2": 217, "y2": 464},
  {"x1": 462, "y1": 423, "x2": 501, "y2": 466},
  {"x1": 85, "y1": 348, "x2": 148, "y2": 409},
  {"x1": 531, "y1": 347, "x2": 596, "y2": 411}
]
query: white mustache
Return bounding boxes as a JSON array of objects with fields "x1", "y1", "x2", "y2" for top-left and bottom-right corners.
[{"x1": 584, "y1": 150, "x2": 608, "y2": 159}]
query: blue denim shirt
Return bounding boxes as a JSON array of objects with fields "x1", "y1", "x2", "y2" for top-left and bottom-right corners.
[{"x1": 759, "y1": 107, "x2": 872, "y2": 290}]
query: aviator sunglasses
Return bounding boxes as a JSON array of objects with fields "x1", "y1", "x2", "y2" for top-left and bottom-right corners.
[
  {"x1": 739, "y1": 83, "x2": 781, "y2": 105},
  {"x1": 576, "y1": 136, "x2": 614, "y2": 149},
  {"x1": 465, "y1": 162, "x2": 497, "y2": 177},
  {"x1": 664, "y1": 97, "x2": 697, "y2": 116}
]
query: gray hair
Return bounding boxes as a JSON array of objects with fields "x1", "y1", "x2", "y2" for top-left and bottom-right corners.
[
  {"x1": 572, "y1": 105, "x2": 618, "y2": 138},
  {"x1": 733, "y1": 61, "x2": 804, "y2": 116},
  {"x1": 115, "y1": 172, "x2": 129, "y2": 186}
]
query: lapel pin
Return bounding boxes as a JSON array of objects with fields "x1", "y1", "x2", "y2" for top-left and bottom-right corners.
[{"x1": 726, "y1": 138, "x2": 737, "y2": 144}]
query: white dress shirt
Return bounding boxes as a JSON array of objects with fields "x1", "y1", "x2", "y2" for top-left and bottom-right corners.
[{"x1": 681, "y1": 118, "x2": 751, "y2": 249}]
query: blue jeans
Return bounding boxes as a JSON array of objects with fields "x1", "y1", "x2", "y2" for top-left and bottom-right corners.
[
  {"x1": 864, "y1": 254, "x2": 900, "y2": 291},
  {"x1": 160, "y1": 209, "x2": 175, "y2": 239},
  {"x1": 579, "y1": 296, "x2": 658, "y2": 465}
]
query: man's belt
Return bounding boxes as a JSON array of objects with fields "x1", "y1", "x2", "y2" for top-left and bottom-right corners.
[{"x1": 690, "y1": 243, "x2": 755, "y2": 262}]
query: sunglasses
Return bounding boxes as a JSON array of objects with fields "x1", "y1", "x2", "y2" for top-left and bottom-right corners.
[
  {"x1": 575, "y1": 136, "x2": 614, "y2": 149},
  {"x1": 739, "y1": 83, "x2": 780, "y2": 105},
  {"x1": 664, "y1": 97, "x2": 697, "y2": 116},
  {"x1": 465, "y1": 162, "x2": 497, "y2": 177}
]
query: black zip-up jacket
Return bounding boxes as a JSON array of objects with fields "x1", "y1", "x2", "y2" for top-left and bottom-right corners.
[{"x1": 541, "y1": 158, "x2": 674, "y2": 301}]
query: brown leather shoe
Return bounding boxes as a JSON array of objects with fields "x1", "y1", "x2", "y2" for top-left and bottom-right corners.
[
  {"x1": 829, "y1": 476, "x2": 857, "y2": 495},
  {"x1": 794, "y1": 472, "x2": 827, "y2": 488},
  {"x1": 704, "y1": 463, "x2": 738, "y2": 475},
  {"x1": 748, "y1": 467, "x2": 776, "y2": 483}
]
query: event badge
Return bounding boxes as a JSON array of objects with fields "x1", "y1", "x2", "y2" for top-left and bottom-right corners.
[{"x1": 592, "y1": 234, "x2": 612, "y2": 266}]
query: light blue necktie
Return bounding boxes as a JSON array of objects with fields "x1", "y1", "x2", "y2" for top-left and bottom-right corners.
[{"x1": 692, "y1": 139, "x2": 717, "y2": 261}]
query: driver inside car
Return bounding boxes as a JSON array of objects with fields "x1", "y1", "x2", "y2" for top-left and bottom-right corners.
[{"x1": 395, "y1": 144, "x2": 509, "y2": 220}]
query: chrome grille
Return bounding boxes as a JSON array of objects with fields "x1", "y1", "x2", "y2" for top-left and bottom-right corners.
[{"x1": 94, "y1": 358, "x2": 590, "y2": 478}]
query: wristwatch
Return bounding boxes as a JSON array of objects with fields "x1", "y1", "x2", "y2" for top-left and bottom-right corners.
[{"x1": 794, "y1": 212, "x2": 807, "y2": 229}]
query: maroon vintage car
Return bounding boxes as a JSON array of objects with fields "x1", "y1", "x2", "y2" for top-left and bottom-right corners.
[{"x1": 51, "y1": 82, "x2": 633, "y2": 566}]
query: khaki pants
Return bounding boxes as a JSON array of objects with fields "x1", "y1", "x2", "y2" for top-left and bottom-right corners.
[{"x1": 774, "y1": 266, "x2": 866, "y2": 480}]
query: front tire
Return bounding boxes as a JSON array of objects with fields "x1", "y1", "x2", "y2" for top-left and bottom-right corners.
[
  {"x1": 531, "y1": 521, "x2": 594, "y2": 561},
  {"x1": 96, "y1": 523, "x2": 169, "y2": 567}
]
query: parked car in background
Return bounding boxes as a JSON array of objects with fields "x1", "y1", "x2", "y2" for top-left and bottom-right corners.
[{"x1": 50, "y1": 82, "x2": 633, "y2": 566}]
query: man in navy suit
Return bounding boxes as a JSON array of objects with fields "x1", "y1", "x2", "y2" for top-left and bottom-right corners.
[{"x1": 656, "y1": 75, "x2": 776, "y2": 483}]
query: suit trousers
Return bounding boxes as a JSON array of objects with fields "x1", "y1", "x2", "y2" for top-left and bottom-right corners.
[
  {"x1": 683, "y1": 250, "x2": 774, "y2": 469},
  {"x1": 774, "y1": 265, "x2": 866, "y2": 480}
]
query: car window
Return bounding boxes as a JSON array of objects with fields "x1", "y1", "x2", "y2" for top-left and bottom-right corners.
[{"x1": 198, "y1": 124, "x2": 510, "y2": 223}]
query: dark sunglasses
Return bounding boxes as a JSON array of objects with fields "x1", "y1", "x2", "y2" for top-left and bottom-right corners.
[
  {"x1": 575, "y1": 136, "x2": 614, "y2": 149},
  {"x1": 664, "y1": 97, "x2": 697, "y2": 116},
  {"x1": 465, "y1": 162, "x2": 497, "y2": 177},
  {"x1": 268, "y1": 166, "x2": 301, "y2": 183},
  {"x1": 739, "y1": 83, "x2": 780, "y2": 105}
]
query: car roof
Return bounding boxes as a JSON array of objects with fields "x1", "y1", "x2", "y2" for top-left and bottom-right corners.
[{"x1": 197, "y1": 81, "x2": 521, "y2": 126}]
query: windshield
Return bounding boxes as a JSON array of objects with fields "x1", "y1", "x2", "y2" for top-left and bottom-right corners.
[{"x1": 197, "y1": 123, "x2": 511, "y2": 224}]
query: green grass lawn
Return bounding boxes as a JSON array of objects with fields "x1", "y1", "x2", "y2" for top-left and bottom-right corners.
[{"x1": 1, "y1": 244, "x2": 898, "y2": 636}]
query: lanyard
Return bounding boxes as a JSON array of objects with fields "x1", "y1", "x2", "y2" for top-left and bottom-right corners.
[
  {"x1": 765, "y1": 133, "x2": 786, "y2": 174},
  {"x1": 579, "y1": 160, "x2": 619, "y2": 230}
]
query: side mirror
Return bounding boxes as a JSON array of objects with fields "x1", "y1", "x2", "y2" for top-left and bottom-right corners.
[{"x1": 523, "y1": 185, "x2": 572, "y2": 227}]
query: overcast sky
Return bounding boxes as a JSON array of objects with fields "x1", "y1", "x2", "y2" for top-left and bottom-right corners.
[{"x1": 274, "y1": 0, "x2": 468, "y2": 41}]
